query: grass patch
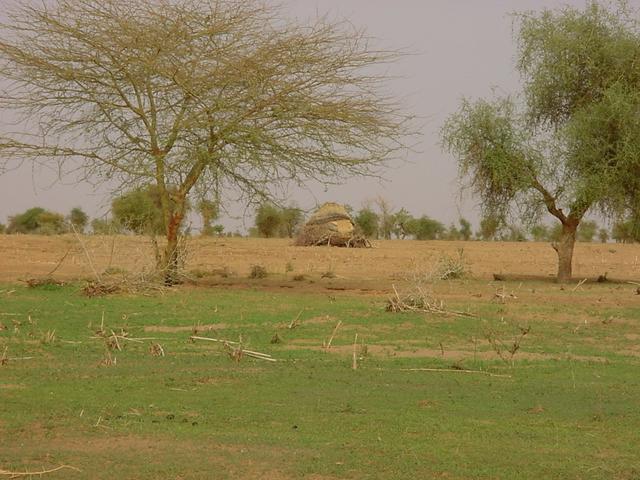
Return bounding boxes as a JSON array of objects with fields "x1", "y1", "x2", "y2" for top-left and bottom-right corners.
[{"x1": 0, "y1": 282, "x2": 639, "y2": 478}]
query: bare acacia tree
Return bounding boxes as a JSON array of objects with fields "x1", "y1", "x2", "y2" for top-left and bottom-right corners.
[{"x1": 0, "y1": 0, "x2": 412, "y2": 284}]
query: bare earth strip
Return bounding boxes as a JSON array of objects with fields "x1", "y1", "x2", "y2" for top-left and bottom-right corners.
[{"x1": 1, "y1": 235, "x2": 639, "y2": 283}]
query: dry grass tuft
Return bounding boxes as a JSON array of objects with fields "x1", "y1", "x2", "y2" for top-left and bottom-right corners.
[
  {"x1": 149, "y1": 343, "x2": 165, "y2": 357},
  {"x1": 24, "y1": 277, "x2": 65, "y2": 288}
]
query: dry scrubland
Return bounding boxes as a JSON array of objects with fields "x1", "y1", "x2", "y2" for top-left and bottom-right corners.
[{"x1": 1, "y1": 234, "x2": 639, "y2": 284}]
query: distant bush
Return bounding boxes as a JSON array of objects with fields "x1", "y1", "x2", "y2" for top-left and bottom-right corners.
[
  {"x1": 354, "y1": 208, "x2": 379, "y2": 239},
  {"x1": 0, "y1": 223, "x2": 5, "y2": 234},
  {"x1": 7, "y1": 207, "x2": 66, "y2": 234},
  {"x1": 249, "y1": 265, "x2": 268, "y2": 279},
  {"x1": 406, "y1": 216, "x2": 445, "y2": 240},
  {"x1": 91, "y1": 217, "x2": 123, "y2": 234},
  {"x1": 68, "y1": 207, "x2": 89, "y2": 234}
]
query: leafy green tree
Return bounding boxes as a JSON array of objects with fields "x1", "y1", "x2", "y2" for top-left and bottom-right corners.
[
  {"x1": 476, "y1": 216, "x2": 502, "y2": 241},
  {"x1": 198, "y1": 199, "x2": 219, "y2": 237},
  {"x1": 577, "y1": 220, "x2": 598, "y2": 242},
  {"x1": 530, "y1": 224, "x2": 550, "y2": 242},
  {"x1": 598, "y1": 228, "x2": 609, "y2": 243},
  {"x1": 68, "y1": 207, "x2": 89, "y2": 234},
  {"x1": 374, "y1": 197, "x2": 395, "y2": 240},
  {"x1": 280, "y1": 207, "x2": 304, "y2": 238},
  {"x1": 91, "y1": 217, "x2": 122, "y2": 235},
  {"x1": 459, "y1": 218, "x2": 472, "y2": 241},
  {"x1": 612, "y1": 219, "x2": 640, "y2": 243},
  {"x1": 7, "y1": 207, "x2": 44, "y2": 233},
  {"x1": 406, "y1": 216, "x2": 445, "y2": 240},
  {"x1": 549, "y1": 224, "x2": 563, "y2": 243},
  {"x1": 501, "y1": 224, "x2": 527, "y2": 242},
  {"x1": 354, "y1": 208, "x2": 379, "y2": 239},
  {"x1": 0, "y1": 0, "x2": 411, "y2": 284},
  {"x1": 442, "y1": 3, "x2": 640, "y2": 281},
  {"x1": 445, "y1": 224, "x2": 461, "y2": 241},
  {"x1": 255, "y1": 204, "x2": 283, "y2": 238},
  {"x1": 391, "y1": 208, "x2": 414, "y2": 239},
  {"x1": 7, "y1": 207, "x2": 66, "y2": 235},
  {"x1": 112, "y1": 187, "x2": 164, "y2": 235}
]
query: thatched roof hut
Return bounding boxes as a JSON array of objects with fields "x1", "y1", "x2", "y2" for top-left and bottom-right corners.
[{"x1": 295, "y1": 203, "x2": 370, "y2": 247}]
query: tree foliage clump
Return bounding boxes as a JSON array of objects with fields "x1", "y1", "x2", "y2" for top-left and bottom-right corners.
[
  {"x1": 354, "y1": 208, "x2": 380, "y2": 239},
  {"x1": 7, "y1": 207, "x2": 66, "y2": 235},
  {"x1": 0, "y1": 0, "x2": 412, "y2": 284},
  {"x1": 198, "y1": 199, "x2": 220, "y2": 236},
  {"x1": 111, "y1": 186, "x2": 166, "y2": 235},
  {"x1": 254, "y1": 203, "x2": 303, "y2": 238},
  {"x1": 442, "y1": 2, "x2": 640, "y2": 281},
  {"x1": 406, "y1": 216, "x2": 445, "y2": 240},
  {"x1": 612, "y1": 218, "x2": 640, "y2": 243},
  {"x1": 68, "y1": 207, "x2": 89, "y2": 234}
]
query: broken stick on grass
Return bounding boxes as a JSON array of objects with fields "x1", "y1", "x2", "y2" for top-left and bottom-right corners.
[
  {"x1": 0, "y1": 464, "x2": 81, "y2": 477},
  {"x1": 288, "y1": 310, "x2": 303, "y2": 329},
  {"x1": 572, "y1": 278, "x2": 588, "y2": 292},
  {"x1": 324, "y1": 320, "x2": 342, "y2": 351},
  {"x1": 190, "y1": 336, "x2": 276, "y2": 362},
  {"x1": 352, "y1": 333, "x2": 358, "y2": 370},
  {"x1": 399, "y1": 368, "x2": 511, "y2": 378}
]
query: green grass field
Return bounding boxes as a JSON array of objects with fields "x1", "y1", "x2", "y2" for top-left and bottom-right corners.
[{"x1": 1, "y1": 281, "x2": 639, "y2": 479}]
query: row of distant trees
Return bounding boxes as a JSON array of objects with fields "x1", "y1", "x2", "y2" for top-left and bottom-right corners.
[
  {"x1": 0, "y1": 186, "x2": 225, "y2": 237},
  {"x1": 248, "y1": 200, "x2": 640, "y2": 243},
  {"x1": 3, "y1": 186, "x2": 640, "y2": 244}
]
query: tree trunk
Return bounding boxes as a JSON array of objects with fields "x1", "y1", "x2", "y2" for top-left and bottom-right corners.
[
  {"x1": 163, "y1": 211, "x2": 184, "y2": 286},
  {"x1": 553, "y1": 222, "x2": 577, "y2": 283}
]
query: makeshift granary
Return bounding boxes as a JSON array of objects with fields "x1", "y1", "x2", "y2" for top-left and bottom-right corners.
[{"x1": 295, "y1": 202, "x2": 370, "y2": 247}]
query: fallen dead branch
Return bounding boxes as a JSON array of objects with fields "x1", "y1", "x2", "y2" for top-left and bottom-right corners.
[
  {"x1": 352, "y1": 333, "x2": 358, "y2": 370},
  {"x1": 0, "y1": 465, "x2": 81, "y2": 477},
  {"x1": 386, "y1": 284, "x2": 475, "y2": 318},
  {"x1": 398, "y1": 368, "x2": 512, "y2": 378},
  {"x1": 82, "y1": 277, "x2": 167, "y2": 297},
  {"x1": 83, "y1": 281, "x2": 121, "y2": 297},
  {"x1": 190, "y1": 336, "x2": 276, "y2": 362},
  {"x1": 0, "y1": 346, "x2": 7, "y2": 366},
  {"x1": 572, "y1": 278, "x2": 588, "y2": 292},
  {"x1": 71, "y1": 222, "x2": 101, "y2": 282},
  {"x1": 288, "y1": 310, "x2": 303, "y2": 329},
  {"x1": 46, "y1": 247, "x2": 73, "y2": 276},
  {"x1": 24, "y1": 277, "x2": 65, "y2": 288},
  {"x1": 323, "y1": 320, "x2": 342, "y2": 350},
  {"x1": 493, "y1": 286, "x2": 518, "y2": 303}
]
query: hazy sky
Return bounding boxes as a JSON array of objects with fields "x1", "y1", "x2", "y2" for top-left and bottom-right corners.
[{"x1": 0, "y1": 0, "x2": 628, "y2": 231}]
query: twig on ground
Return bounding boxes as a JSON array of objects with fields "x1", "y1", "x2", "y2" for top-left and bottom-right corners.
[
  {"x1": 398, "y1": 368, "x2": 512, "y2": 378},
  {"x1": 0, "y1": 465, "x2": 81, "y2": 477},
  {"x1": 288, "y1": 310, "x2": 303, "y2": 329},
  {"x1": 70, "y1": 223, "x2": 101, "y2": 282},
  {"x1": 190, "y1": 336, "x2": 276, "y2": 362},
  {"x1": 572, "y1": 278, "x2": 588, "y2": 292},
  {"x1": 352, "y1": 333, "x2": 358, "y2": 370},
  {"x1": 387, "y1": 284, "x2": 475, "y2": 318},
  {"x1": 0, "y1": 346, "x2": 7, "y2": 366},
  {"x1": 324, "y1": 320, "x2": 342, "y2": 350},
  {"x1": 46, "y1": 247, "x2": 72, "y2": 276}
]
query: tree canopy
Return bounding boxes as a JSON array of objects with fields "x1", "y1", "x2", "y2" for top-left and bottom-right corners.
[
  {"x1": 442, "y1": 1, "x2": 640, "y2": 281},
  {"x1": 0, "y1": 0, "x2": 411, "y2": 283}
]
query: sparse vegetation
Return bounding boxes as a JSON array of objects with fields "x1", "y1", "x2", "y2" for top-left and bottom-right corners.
[{"x1": 249, "y1": 264, "x2": 268, "y2": 279}]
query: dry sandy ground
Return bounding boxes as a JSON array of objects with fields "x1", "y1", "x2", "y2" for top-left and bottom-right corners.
[{"x1": 0, "y1": 234, "x2": 639, "y2": 283}]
